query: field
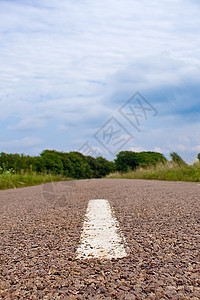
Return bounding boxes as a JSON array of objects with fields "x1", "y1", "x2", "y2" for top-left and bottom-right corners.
[
  {"x1": 108, "y1": 161, "x2": 200, "y2": 182},
  {"x1": 0, "y1": 172, "x2": 68, "y2": 190}
]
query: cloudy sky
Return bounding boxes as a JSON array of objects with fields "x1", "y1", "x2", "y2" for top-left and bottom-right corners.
[{"x1": 0, "y1": 0, "x2": 200, "y2": 162}]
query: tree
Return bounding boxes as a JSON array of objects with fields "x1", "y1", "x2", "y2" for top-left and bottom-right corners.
[
  {"x1": 115, "y1": 151, "x2": 167, "y2": 172},
  {"x1": 136, "y1": 151, "x2": 167, "y2": 167},
  {"x1": 197, "y1": 153, "x2": 200, "y2": 162},
  {"x1": 67, "y1": 152, "x2": 92, "y2": 179},
  {"x1": 95, "y1": 156, "x2": 115, "y2": 177},
  {"x1": 31, "y1": 156, "x2": 45, "y2": 173},
  {"x1": 57, "y1": 152, "x2": 73, "y2": 177},
  {"x1": 40, "y1": 150, "x2": 64, "y2": 174},
  {"x1": 115, "y1": 151, "x2": 139, "y2": 172},
  {"x1": 85, "y1": 156, "x2": 101, "y2": 178},
  {"x1": 170, "y1": 152, "x2": 186, "y2": 165}
]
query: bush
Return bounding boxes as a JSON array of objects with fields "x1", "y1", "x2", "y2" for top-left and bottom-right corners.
[
  {"x1": 41, "y1": 150, "x2": 64, "y2": 174},
  {"x1": 170, "y1": 152, "x2": 186, "y2": 166},
  {"x1": 115, "y1": 151, "x2": 167, "y2": 172},
  {"x1": 108, "y1": 161, "x2": 200, "y2": 182},
  {"x1": 66, "y1": 152, "x2": 92, "y2": 179}
]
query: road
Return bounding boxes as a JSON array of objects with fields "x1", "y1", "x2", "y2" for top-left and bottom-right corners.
[{"x1": 0, "y1": 179, "x2": 199, "y2": 299}]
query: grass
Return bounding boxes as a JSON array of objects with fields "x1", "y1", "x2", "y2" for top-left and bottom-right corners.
[
  {"x1": 107, "y1": 161, "x2": 200, "y2": 182},
  {"x1": 0, "y1": 172, "x2": 70, "y2": 190},
  {"x1": 1, "y1": 161, "x2": 200, "y2": 190}
]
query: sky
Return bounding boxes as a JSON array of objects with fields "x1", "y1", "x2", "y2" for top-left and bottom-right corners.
[{"x1": 0, "y1": 0, "x2": 200, "y2": 162}]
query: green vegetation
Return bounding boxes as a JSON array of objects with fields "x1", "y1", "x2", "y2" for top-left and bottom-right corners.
[
  {"x1": 0, "y1": 170, "x2": 68, "y2": 190},
  {"x1": 0, "y1": 150, "x2": 200, "y2": 190},
  {"x1": 0, "y1": 150, "x2": 115, "y2": 190},
  {"x1": 115, "y1": 151, "x2": 167, "y2": 172},
  {"x1": 0, "y1": 150, "x2": 114, "y2": 179},
  {"x1": 170, "y1": 152, "x2": 186, "y2": 165},
  {"x1": 108, "y1": 153, "x2": 200, "y2": 182}
]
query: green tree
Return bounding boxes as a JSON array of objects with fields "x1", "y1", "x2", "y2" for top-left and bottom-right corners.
[
  {"x1": 170, "y1": 152, "x2": 186, "y2": 166},
  {"x1": 31, "y1": 156, "x2": 45, "y2": 173},
  {"x1": 40, "y1": 150, "x2": 64, "y2": 174},
  {"x1": 67, "y1": 152, "x2": 92, "y2": 179},
  {"x1": 115, "y1": 151, "x2": 141, "y2": 172},
  {"x1": 57, "y1": 152, "x2": 73, "y2": 177},
  {"x1": 95, "y1": 156, "x2": 115, "y2": 177},
  {"x1": 115, "y1": 151, "x2": 167, "y2": 172},
  {"x1": 137, "y1": 151, "x2": 167, "y2": 167},
  {"x1": 85, "y1": 156, "x2": 101, "y2": 178}
]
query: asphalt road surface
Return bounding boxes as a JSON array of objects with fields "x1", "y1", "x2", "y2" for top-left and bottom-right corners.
[{"x1": 0, "y1": 179, "x2": 199, "y2": 299}]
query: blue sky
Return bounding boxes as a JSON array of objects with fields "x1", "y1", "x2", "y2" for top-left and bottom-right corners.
[{"x1": 0, "y1": 0, "x2": 200, "y2": 162}]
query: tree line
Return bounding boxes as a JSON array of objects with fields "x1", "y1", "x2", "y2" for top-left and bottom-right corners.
[
  {"x1": 0, "y1": 150, "x2": 198, "y2": 179},
  {"x1": 0, "y1": 150, "x2": 114, "y2": 179}
]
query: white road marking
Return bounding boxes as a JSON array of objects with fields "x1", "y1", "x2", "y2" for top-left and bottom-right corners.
[{"x1": 76, "y1": 199, "x2": 127, "y2": 259}]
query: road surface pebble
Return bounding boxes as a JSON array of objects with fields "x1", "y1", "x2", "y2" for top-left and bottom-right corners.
[{"x1": 0, "y1": 179, "x2": 199, "y2": 299}]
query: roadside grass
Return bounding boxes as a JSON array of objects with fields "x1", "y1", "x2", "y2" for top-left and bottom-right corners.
[
  {"x1": 107, "y1": 161, "x2": 200, "y2": 182},
  {"x1": 0, "y1": 172, "x2": 70, "y2": 190}
]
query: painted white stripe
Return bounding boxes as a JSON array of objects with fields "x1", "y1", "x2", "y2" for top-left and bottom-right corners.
[{"x1": 76, "y1": 199, "x2": 127, "y2": 259}]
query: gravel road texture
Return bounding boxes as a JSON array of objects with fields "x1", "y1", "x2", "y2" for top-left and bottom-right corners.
[{"x1": 0, "y1": 179, "x2": 199, "y2": 299}]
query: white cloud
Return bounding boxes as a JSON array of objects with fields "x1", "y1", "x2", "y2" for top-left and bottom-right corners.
[
  {"x1": 129, "y1": 146, "x2": 147, "y2": 152},
  {"x1": 154, "y1": 147, "x2": 162, "y2": 153},
  {"x1": 192, "y1": 145, "x2": 200, "y2": 152},
  {"x1": 8, "y1": 118, "x2": 46, "y2": 130},
  {"x1": 0, "y1": 0, "x2": 199, "y2": 159},
  {"x1": 0, "y1": 137, "x2": 42, "y2": 151},
  {"x1": 0, "y1": 0, "x2": 200, "y2": 105}
]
